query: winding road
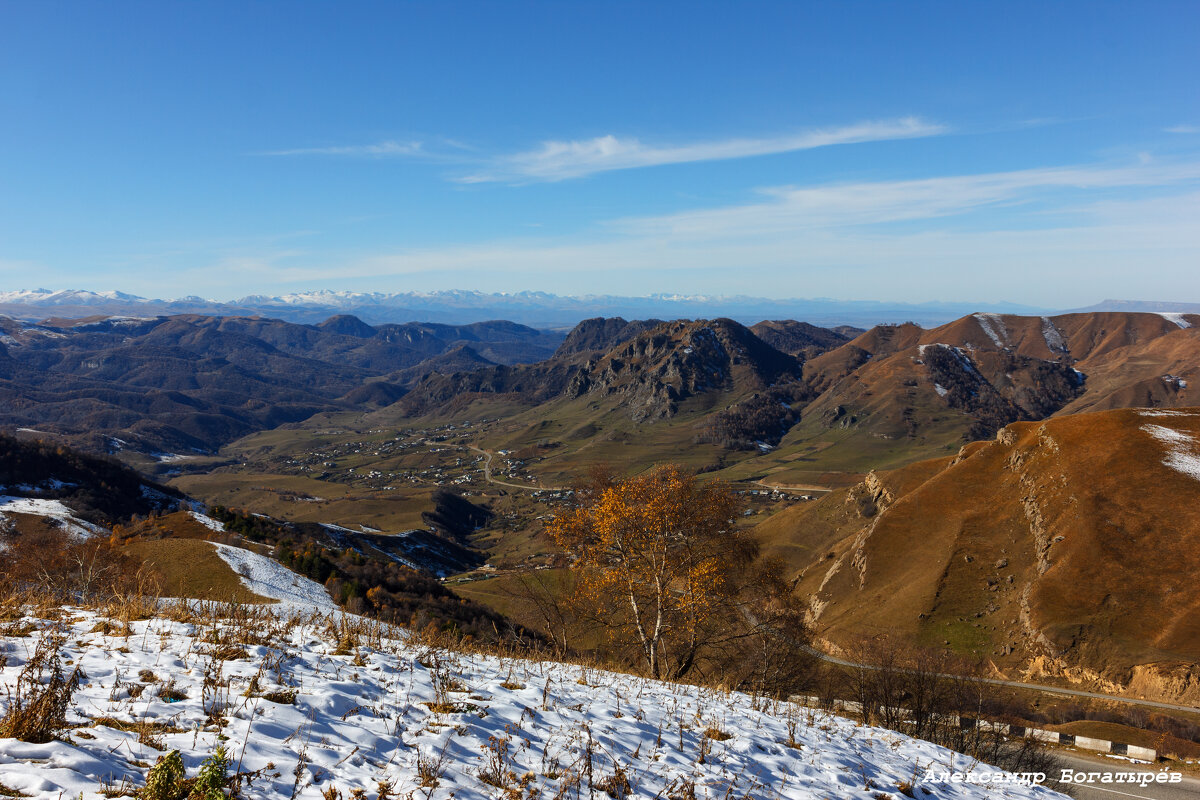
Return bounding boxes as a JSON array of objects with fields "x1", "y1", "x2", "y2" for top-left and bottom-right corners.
[{"x1": 467, "y1": 445, "x2": 565, "y2": 492}]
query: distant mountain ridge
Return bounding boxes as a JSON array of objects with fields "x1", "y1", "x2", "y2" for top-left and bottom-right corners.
[
  {"x1": 4, "y1": 308, "x2": 1198, "y2": 475},
  {"x1": 1068, "y1": 299, "x2": 1200, "y2": 314},
  {"x1": 0, "y1": 313, "x2": 562, "y2": 454},
  {"x1": 0, "y1": 287, "x2": 1052, "y2": 328},
  {"x1": 395, "y1": 317, "x2": 812, "y2": 427}
]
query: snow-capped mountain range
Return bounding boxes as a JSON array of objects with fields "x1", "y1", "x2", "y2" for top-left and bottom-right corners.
[{"x1": 0, "y1": 288, "x2": 1053, "y2": 328}]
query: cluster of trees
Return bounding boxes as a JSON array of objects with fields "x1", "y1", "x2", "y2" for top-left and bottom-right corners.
[
  {"x1": 0, "y1": 525, "x2": 152, "y2": 603},
  {"x1": 209, "y1": 506, "x2": 524, "y2": 644},
  {"x1": 818, "y1": 636, "x2": 1067, "y2": 792},
  {"x1": 528, "y1": 465, "x2": 813, "y2": 695},
  {"x1": 696, "y1": 380, "x2": 811, "y2": 450},
  {"x1": 0, "y1": 434, "x2": 183, "y2": 523},
  {"x1": 921, "y1": 348, "x2": 1082, "y2": 441}
]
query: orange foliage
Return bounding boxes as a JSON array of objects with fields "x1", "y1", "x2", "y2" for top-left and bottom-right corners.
[{"x1": 547, "y1": 465, "x2": 750, "y2": 679}]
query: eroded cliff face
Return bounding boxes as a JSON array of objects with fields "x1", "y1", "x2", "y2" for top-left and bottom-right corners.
[
  {"x1": 1126, "y1": 664, "x2": 1200, "y2": 707},
  {"x1": 770, "y1": 407, "x2": 1200, "y2": 705}
]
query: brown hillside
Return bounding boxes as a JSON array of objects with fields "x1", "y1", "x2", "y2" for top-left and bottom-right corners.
[
  {"x1": 916, "y1": 311, "x2": 1197, "y2": 362},
  {"x1": 781, "y1": 313, "x2": 1199, "y2": 474},
  {"x1": 758, "y1": 407, "x2": 1200, "y2": 704}
]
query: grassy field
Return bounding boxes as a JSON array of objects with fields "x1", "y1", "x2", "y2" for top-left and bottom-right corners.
[
  {"x1": 714, "y1": 410, "x2": 966, "y2": 486},
  {"x1": 123, "y1": 538, "x2": 270, "y2": 603},
  {"x1": 170, "y1": 472, "x2": 434, "y2": 531}
]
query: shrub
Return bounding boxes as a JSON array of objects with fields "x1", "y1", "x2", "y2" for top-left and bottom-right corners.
[
  {"x1": 141, "y1": 751, "x2": 186, "y2": 800},
  {"x1": 190, "y1": 744, "x2": 231, "y2": 800}
]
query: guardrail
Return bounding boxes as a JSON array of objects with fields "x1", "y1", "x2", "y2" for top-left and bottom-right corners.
[{"x1": 789, "y1": 695, "x2": 1157, "y2": 762}]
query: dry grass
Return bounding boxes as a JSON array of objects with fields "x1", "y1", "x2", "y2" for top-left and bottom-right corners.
[
  {"x1": 768, "y1": 407, "x2": 1200, "y2": 687},
  {"x1": 702, "y1": 726, "x2": 732, "y2": 741},
  {"x1": 0, "y1": 781, "x2": 31, "y2": 798},
  {"x1": 122, "y1": 538, "x2": 271, "y2": 603},
  {"x1": 0, "y1": 630, "x2": 80, "y2": 743}
]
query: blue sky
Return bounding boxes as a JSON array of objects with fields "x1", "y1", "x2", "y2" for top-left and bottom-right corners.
[{"x1": 1, "y1": 0, "x2": 1197, "y2": 306}]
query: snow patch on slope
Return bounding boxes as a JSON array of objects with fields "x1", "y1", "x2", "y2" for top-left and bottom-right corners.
[
  {"x1": 1157, "y1": 312, "x2": 1192, "y2": 329},
  {"x1": 1040, "y1": 317, "x2": 1067, "y2": 353},
  {"x1": 0, "y1": 497, "x2": 105, "y2": 540},
  {"x1": 0, "y1": 609, "x2": 1067, "y2": 800},
  {"x1": 973, "y1": 313, "x2": 1006, "y2": 347},
  {"x1": 210, "y1": 542, "x2": 338, "y2": 610},
  {"x1": 188, "y1": 510, "x2": 226, "y2": 532},
  {"x1": 1141, "y1": 424, "x2": 1200, "y2": 481}
]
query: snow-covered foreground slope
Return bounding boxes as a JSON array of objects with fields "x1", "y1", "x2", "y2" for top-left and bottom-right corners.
[{"x1": 0, "y1": 607, "x2": 1066, "y2": 800}]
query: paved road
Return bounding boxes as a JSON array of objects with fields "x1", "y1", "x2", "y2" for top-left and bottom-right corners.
[
  {"x1": 803, "y1": 644, "x2": 1200, "y2": 716},
  {"x1": 1052, "y1": 751, "x2": 1200, "y2": 800},
  {"x1": 753, "y1": 479, "x2": 833, "y2": 493},
  {"x1": 467, "y1": 446, "x2": 563, "y2": 492}
]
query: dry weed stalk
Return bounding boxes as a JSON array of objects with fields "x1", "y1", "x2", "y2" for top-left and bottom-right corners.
[{"x1": 0, "y1": 627, "x2": 80, "y2": 743}]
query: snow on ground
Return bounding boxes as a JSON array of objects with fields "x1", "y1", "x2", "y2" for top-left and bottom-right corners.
[
  {"x1": 188, "y1": 510, "x2": 227, "y2": 533},
  {"x1": 211, "y1": 542, "x2": 340, "y2": 611},
  {"x1": 0, "y1": 608, "x2": 1067, "y2": 800},
  {"x1": 973, "y1": 313, "x2": 1007, "y2": 348},
  {"x1": 1141, "y1": 423, "x2": 1200, "y2": 481},
  {"x1": 1039, "y1": 317, "x2": 1067, "y2": 353},
  {"x1": 154, "y1": 452, "x2": 197, "y2": 463},
  {"x1": 1156, "y1": 312, "x2": 1193, "y2": 329},
  {"x1": 928, "y1": 343, "x2": 983, "y2": 378},
  {"x1": 0, "y1": 496, "x2": 105, "y2": 540}
]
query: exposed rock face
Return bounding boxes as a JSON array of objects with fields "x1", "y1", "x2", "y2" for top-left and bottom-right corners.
[
  {"x1": 1126, "y1": 663, "x2": 1200, "y2": 707},
  {"x1": 920, "y1": 344, "x2": 1085, "y2": 439},
  {"x1": 580, "y1": 319, "x2": 801, "y2": 421},
  {"x1": 404, "y1": 317, "x2": 802, "y2": 424}
]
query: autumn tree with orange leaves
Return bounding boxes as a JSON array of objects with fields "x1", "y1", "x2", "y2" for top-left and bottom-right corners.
[{"x1": 547, "y1": 465, "x2": 810, "y2": 685}]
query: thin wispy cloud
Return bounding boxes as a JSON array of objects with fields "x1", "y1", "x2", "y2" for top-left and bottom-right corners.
[
  {"x1": 137, "y1": 154, "x2": 1200, "y2": 306},
  {"x1": 614, "y1": 160, "x2": 1200, "y2": 238},
  {"x1": 456, "y1": 117, "x2": 946, "y2": 183},
  {"x1": 191, "y1": 157, "x2": 1199, "y2": 307},
  {"x1": 1165, "y1": 124, "x2": 1199, "y2": 134},
  {"x1": 261, "y1": 140, "x2": 424, "y2": 157}
]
